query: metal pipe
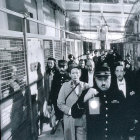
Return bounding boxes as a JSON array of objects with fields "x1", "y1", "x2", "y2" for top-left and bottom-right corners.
[
  {"x1": 0, "y1": 7, "x2": 93, "y2": 41},
  {"x1": 22, "y1": 14, "x2": 35, "y2": 140}
]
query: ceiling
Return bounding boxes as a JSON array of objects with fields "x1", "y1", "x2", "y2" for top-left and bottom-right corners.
[{"x1": 65, "y1": 0, "x2": 137, "y2": 40}]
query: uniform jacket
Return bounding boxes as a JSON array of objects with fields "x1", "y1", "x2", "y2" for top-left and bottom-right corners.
[
  {"x1": 50, "y1": 71, "x2": 70, "y2": 120},
  {"x1": 71, "y1": 86, "x2": 131, "y2": 140}
]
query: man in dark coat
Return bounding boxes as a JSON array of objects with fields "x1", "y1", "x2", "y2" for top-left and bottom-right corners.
[
  {"x1": 71, "y1": 63, "x2": 128, "y2": 140},
  {"x1": 50, "y1": 60, "x2": 70, "y2": 134},
  {"x1": 113, "y1": 62, "x2": 137, "y2": 139}
]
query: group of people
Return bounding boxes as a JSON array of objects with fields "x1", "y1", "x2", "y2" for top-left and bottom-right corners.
[{"x1": 43, "y1": 49, "x2": 140, "y2": 140}]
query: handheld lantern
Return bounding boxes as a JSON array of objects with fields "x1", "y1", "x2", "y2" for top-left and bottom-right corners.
[{"x1": 89, "y1": 97, "x2": 100, "y2": 115}]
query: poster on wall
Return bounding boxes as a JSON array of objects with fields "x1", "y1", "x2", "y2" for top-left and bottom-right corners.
[{"x1": 27, "y1": 38, "x2": 45, "y2": 95}]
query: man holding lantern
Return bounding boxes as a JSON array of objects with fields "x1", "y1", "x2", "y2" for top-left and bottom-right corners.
[{"x1": 71, "y1": 63, "x2": 127, "y2": 140}]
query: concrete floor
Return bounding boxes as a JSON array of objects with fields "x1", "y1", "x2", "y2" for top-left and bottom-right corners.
[{"x1": 38, "y1": 122, "x2": 64, "y2": 140}]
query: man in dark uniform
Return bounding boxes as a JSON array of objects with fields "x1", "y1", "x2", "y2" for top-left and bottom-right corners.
[
  {"x1": 49, "y1": 60, "x2": 70, "y2": 134},
  {"x1": 71, "y1": 63, "x2": 127, "y2": 140}
]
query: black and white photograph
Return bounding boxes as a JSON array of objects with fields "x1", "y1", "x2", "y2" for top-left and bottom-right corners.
[{"x1": 0, "y1": 0, "x2": 140, "y2": 140}]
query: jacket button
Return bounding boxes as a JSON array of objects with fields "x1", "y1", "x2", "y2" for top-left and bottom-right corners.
[
  {"x1": 105, "y1": 128, "x2": 108, "y2": 131},
  {"x1": 104, "y1": 95, "x2": 106, "y2": 98},
  {"x1": 106, "y1": 121, "x2": 108, "y2": 124},
  {"x1": 106, "y1": 108, "x2": 108, "y2": 110},
  {"x1": 105, "y1": 101, "x2": 108, "y2": 104},
  {"x1": 106, "y1": 114, "x2": 108, "y2": 117},
  {"x1": 105, "y1": 135, "x2": 108, "y2": 138}
]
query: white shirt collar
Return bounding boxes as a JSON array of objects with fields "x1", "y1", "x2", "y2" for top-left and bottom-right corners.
[{"x1": 117, "y1": 78, "x2": 126, "y2": 97}]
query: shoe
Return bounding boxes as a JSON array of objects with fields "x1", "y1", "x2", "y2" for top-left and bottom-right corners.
[{"x1": 50, "y1": 127, "x2": 56, "y2": 135}]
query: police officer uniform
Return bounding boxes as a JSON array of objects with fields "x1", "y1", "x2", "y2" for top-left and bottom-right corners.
[
  {"x1": 50, "y1": 60, "x2": 70, "y2": 120},
  {"x1": 71, "y1": 64, "x2": 124, "y2": 140}
]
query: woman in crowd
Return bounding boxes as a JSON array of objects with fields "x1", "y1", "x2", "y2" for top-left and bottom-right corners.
[{"x1": 57, "y1": 64, "x2": 89, "y2": 140}]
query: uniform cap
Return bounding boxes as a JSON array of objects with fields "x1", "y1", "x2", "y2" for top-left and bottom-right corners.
[
  {"x1": 58, "y1": 60, "x2": 67, "y2": 67},
  {"x1": 95, "y1": 63, "x2": 111, "y2": 78}
]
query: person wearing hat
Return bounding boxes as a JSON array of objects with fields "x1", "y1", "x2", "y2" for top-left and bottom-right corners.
[
  {"x1": 49, "y1": 59, "x2": 70, "y2": 134},
  {"x1": 71, "y1": 63, "x2": 127, "y2": 140},
  {"x1": 57, "y1": 63, "x2": 89, "y2": 140}
]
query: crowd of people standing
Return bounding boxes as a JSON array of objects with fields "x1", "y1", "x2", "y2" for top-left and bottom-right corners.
[{"x1": 42, "y1": 49, "x2": 140, "y2": 140}]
